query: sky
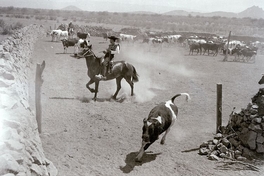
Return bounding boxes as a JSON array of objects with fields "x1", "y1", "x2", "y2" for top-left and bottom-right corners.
[{"x1": 0, "y1": 0, "x2": 263, "y2": 13}]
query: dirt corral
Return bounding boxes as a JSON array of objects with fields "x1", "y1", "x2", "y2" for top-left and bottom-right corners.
[{"x1": 30, "y1": 35, "x2": 264, "y2": 176}]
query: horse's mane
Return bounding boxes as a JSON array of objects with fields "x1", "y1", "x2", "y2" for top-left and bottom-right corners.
[{"x1": 84, "y1": 49, "x2": 102, "y2": 64}]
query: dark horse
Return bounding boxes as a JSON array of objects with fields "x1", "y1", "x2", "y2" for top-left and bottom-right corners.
[{"x1": 81, "y1": 49, "x2": 139, "y2": 101}]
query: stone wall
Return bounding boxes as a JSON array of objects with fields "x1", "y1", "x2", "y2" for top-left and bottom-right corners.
[
  {"x1": 0, "y1": 25, "x2": 57, "y2": 176},
  {"x1": 199, "y1": 88, "x2": 264, "y2": 162}
]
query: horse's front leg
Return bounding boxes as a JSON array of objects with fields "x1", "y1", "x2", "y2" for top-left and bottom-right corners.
[
  {"x1": 86, "y1": 79, "x2": 95, "y2": 93},
  {"x1": 93, "y1": 81, "x2": 99, "y2": 101}
]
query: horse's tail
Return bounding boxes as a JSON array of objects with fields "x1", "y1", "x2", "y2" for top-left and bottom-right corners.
[{"x1": 132, "y1": 66, "x2": 139, "y2": 82}]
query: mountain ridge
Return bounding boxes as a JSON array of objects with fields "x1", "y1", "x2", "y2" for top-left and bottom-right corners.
[
  {"x1": 163, "y1": 6, "x2": 264, "y2": 19},
  {"x1": 61, "y1": 5, "x2": 82, "y2": 11}
]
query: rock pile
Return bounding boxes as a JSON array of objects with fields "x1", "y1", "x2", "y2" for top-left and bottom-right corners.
[
  {"x1": 0, "y1": 25, "x2": 57, "y2": 175},
  {"x1": 199, "y1": 88, "x2": 264, "y2": 161}
]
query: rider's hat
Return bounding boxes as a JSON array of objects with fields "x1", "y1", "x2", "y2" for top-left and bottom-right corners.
[{"x1": 108, "y1": 36, "x2": 119, "y2": 41}]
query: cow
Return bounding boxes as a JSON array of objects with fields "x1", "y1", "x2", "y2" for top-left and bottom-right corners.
[
  {"x1": 60, "y1": 30, "x2": 69, "y2": 40},
  {"x1": 119, "y1": 33, "x2": 136, "y2": 42},
  {"x1": 167, "y1": 35, "x2": 182, "y2": 43},
  {"x1": 200, "y1": 43, "x2": 221, "y2": 56},
  {"x1": 61, "y1": 38, "x2": 79, "y2": 53},
  {"x1": 223, "y1": 40, "x2": 246, "y2": 54},
  {"x1": 152, "y1": 38, "x2": 163, "y2": 44},
  {"x1": 258, "y1": 75, "x2": 264, "y2": 84},
  {"x1": 231, "y1": 47, "x2": 243, "y2": 61},
  {"x1": 142, "y1": 38, "x2": 149, "y2": 43},
  {"x1": 61, "y1": 38, "x2": 92, "y2": 54},
  {"x1": 75, "y1": 39, "x2": 92, "y2": 54},
  {"x1": 240, "y1": 48, "x2": 257, "y2": 61},
  {"x1": 77, "y1": 32, "x2": 90, "y2": 39},
  {"x1": 189, "y1": 43, "x2": 200, "y2": 55},
  {"x1": 135, "y1": 93, "x2": 190, "y2": 162},
  {"x1": 102, "y1": 32, "x2": 109, "y2": 41},
  {"x1": 50, "y1": 29, "x2": 62, "y2": 42}
]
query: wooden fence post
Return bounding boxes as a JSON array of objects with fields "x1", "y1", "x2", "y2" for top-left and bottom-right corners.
[
  {"x1": 223, "y1": 31, "x2": 231, "y2": 61},
  {"x1": 216, "y1": 83, "x2": 222, "y2": 133},
  {"x1": 35, "y1": 61, "x2": 45, "y2": 133}
]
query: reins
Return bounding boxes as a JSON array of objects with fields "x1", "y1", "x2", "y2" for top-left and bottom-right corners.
[{"x1": 83, "y1": 49, "x2": 96, "y2": 57}]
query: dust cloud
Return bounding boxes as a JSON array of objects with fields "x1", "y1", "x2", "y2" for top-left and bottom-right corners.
[{"x1": 107, "y1": 43, "x2": 196, "y2": 103}]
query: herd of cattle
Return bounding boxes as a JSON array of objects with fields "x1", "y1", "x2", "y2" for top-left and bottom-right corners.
[{"x1": 46, "y1": 27, "x2": 264, "y2": 61}]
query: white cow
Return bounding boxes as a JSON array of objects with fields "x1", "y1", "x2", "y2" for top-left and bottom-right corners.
[
  {"x1": 49, "y1": 29, "x2": 68, "y2": 42},
  {"x1": 167, "y1": 35, "x2": 182, "y2": 43},
  {"x1": 60, "y1": 31, "x2": 69, "y2": 40},
  {"x1": 224, "y1": 40, "x2": 246, "y2": 53},
  {"x1": 50, "y1": 29, "x2": 62, "y2": 42},
  {"x1": 119, "y1": 33, "x2": 136, "y2": 42}
]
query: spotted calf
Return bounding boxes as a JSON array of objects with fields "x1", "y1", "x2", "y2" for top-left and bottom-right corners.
[{"x1": 135, "y1": 93, "x2": 190, "y2": 162}]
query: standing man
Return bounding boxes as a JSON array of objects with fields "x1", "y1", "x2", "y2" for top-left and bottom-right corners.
[
  {"x1": 68, "y1": 21, "x2": 74, "y2": 32},
  {"x1": 96, "y1": 36, "x2": 120, "y2": 80}
]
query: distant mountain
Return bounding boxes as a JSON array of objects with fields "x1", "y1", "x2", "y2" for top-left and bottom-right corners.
[
  {"x1": 61, "y1": 5, "x2": 82, "y2": 11},
  {"x1": 129, "y1": 11, "x2": 157, "y2": 15},
  {"x1": 163, "y1": 6, "x2": 264, "y2": 19},
  {"x1": 238, "y1": 6, "x2": 264, "y2": 18}
]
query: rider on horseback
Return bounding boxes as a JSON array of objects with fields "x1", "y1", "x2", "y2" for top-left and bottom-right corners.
[
  {"x1": 96, "y1": 36, "x2": 120, "y2": 80},
  {"x1": 68, "y1": 21, "x2": 74, "y2": 32}
]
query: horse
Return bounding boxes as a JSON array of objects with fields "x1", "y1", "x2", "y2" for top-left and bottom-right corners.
[{"x1": 81, "y1": 49, "x2": 139, "y2": 101}]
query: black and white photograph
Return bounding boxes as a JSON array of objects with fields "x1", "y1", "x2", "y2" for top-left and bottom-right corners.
[{"x1": 0, "y1": 0, "x2": 264, "y2": 175}]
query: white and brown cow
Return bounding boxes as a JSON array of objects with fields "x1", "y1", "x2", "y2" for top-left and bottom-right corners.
[{"x1": 135, "y1": 93, "x2": 190, "y2": 162}]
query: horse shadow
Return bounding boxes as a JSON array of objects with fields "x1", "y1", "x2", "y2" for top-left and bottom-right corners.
[
  {"x1": 76, "y1": 96, "x2": 127, "y2": 103},
  {"x1": 119, "y1": 151, "x2": 161, "y2": 174}
]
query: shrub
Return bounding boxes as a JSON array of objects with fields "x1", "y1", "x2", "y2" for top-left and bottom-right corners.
[
  {"x1": 35, "y1": 16, "x2": 45, "y2": 20},
  {"x1": 12, "y1": 22, "x2": 23, "y2": 30},
  {"x1": 2, "y1": 26, "x2": 13, "y2": 35},
  {"x1": 49, "y1": 16, "x2": 56, "y2": 20},
  {"x1": 0, "y1": 19, "x2": 5, "y2": 28}
]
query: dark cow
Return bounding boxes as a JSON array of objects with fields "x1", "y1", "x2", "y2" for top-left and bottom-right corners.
[
  {"x1": 200, "y1": 43, "x2": 221, "y2": 56},
  {"x1": 162, "y1": 38, "x2": 169, "y2": 43},
  {"x1": 189, "y1": 43, "x2": 200, "y2": 55},
  {"x1": 231, "y1": 47, "x2": 243, "y2": 61},
  {"x1": 259, "y1": 75, "x2": 264, "y2": 84},
  {"x1": 61, "y1": 38, "x2": 92, "y2": 54},
  {"x1": 61, "y1": 38, "x2": 79, "y2": 53},
  {"x1": 102, "y1": 32, "x2": 109, "y2": 41},
  {"x1": 178, "y1": 36, "x2": 186, "y2": 45},
  {"x1": 142, "y1": 38, "x2": 149, "y2": 43},
  {"x1": 240, "y1": 48, "x2": 257, "y2": 61},
  {"x1": 77, "y1": 32, "x2": 90, "y2": 39},
  {"x1": 135, "y1": 93, "x2": 190, "y2": 162}
]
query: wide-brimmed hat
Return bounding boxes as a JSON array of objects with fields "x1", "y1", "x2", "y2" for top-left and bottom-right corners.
[{"x1": 108, "y1": 36, "x2": 119, "y2": 41}]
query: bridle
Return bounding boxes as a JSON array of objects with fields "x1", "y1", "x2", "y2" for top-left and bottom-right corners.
[{"x1": 83, "y1": 49, "x2": 96, "y2": 57}]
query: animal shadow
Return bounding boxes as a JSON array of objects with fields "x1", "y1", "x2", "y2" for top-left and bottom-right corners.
[
  {"x1": 120, "y1": 151, "x2": 161, "y2": 174},
  {"x1": 55, "y1": 52, "x2": 72, "y2": 55},
  {"x1": 76, "y1": 96, "x2": 126, "y2": 103}
]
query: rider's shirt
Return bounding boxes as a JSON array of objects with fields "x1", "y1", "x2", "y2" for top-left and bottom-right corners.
[{"x1": 108, "y1": 43, "x2": 120, "y2": 55}]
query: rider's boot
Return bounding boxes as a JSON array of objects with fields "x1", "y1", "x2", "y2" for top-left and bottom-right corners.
[
  {"x1": 95, "y1": 65, "x2": 107, "y2": 80},
  {"x1": 101, "y1": 66, "x2": 107, "y2": 80},
  {"x1": 108, "y1": 61, "x2": 113, "y2": 74}
]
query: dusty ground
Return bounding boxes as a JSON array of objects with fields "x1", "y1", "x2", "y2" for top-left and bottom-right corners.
[{"x1": 29, "y1": 36, "x2": 264, "y2": 176}]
